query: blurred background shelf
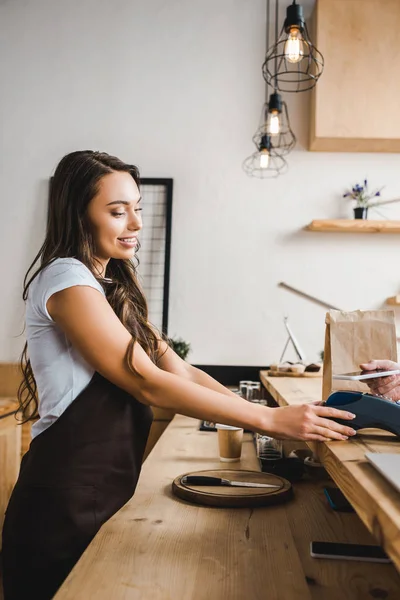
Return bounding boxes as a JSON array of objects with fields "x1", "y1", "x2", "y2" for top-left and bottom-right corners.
[
  {"x1": 387, "y1": 296, "x2": 400, "y2": 306},
  {"x1": 305, "y1": 220, "x2": 400, "y2": 233}
]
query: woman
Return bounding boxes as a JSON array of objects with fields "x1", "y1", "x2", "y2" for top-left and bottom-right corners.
[{"x1": 1, "y1": 151, "x2": 356, "y2": 600}]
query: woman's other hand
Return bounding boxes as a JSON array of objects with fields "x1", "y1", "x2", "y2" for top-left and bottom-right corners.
[
  {"x1": 268, "y1": 403, "x2": 357, "y2": 441},
  {"x1": 360, "y1": 359, "x2": 400, "y2": 401}
]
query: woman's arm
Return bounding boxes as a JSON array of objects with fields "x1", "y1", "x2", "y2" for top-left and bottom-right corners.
[
  {"x1": 156, "y1": 339, "x2": 239, "y2": 399},
  {"x1": 47, "y1": 286, "x2": 356, "y2": 441}
]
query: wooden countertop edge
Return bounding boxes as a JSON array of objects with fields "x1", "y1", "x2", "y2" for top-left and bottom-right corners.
[
  {"x1": 316, "y1": 441, "x2": 400, "y2": 569},
  {"x1": 260, "y1": 371, "x2": 400, "y2": 571},
  {"x1": 0, "y1": 410, "x2": 18, "y2": 421}
]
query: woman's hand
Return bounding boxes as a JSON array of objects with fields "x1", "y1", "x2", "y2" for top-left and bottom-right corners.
[
  {"x1": 268, "y1": 403, "x2": 357, "y2": 441},
  {"x1": 360, "y1": 359, "x2": 400, "y2": 401}
]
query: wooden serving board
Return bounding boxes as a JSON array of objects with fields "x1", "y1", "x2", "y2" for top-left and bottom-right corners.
[
  {"x1": 172, "y1": 469, "x2": 292, "y2": 508},
  {"x1": 268, "y1": 370, "x2": 322, "y2": 378}
]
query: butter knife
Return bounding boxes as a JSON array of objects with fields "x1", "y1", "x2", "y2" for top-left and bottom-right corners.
[{"x1": 181, "y1": 475, "x2": 280, "y2": 489}]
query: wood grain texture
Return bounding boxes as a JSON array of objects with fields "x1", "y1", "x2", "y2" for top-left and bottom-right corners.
[
  {"x1": 0, "y1": 413, "x2": 21, "y2": 551},
  {"x1": 172, "y1": 469, "x2": 292, "y2": 508},
  {"x1": 260, "y1": 371, "x2": 400, "y2": 573},
  {"x1": 0, "y1": 398, "x2": 18, "y2": 419},
  {"x1": 55, "y1": 414, "x2": 400, "y2": 599},
  {"x1": 269, "y1": 370, "x2": 322, "y2": 378},
  {"x1": 0, "y1": 363, "x2": 37, "y2": 459},
  {"x1": 142, "y1": 419, "x2": 170, "y2": 462},
  {"x1": 142, "y1": 407, "x2": 175, "y2": 462},
  {"x1": 305, "y1": 220, "x2": 400, "y2": 233},
  {"x1": 0, "y1": 363, "x2": 21, "y2": 397},
  {"x1": 309, "y1": 0, "x2": 400, "y2": 152}
]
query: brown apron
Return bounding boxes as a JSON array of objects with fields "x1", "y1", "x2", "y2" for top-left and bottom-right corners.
[{"x1": 1, "y1": 371, "x2": 153, "y2": 600}]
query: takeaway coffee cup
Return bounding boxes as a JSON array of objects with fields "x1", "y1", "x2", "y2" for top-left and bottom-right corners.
[{"x1": 215, "y1": 423, "x2": 243, "y2": 462}]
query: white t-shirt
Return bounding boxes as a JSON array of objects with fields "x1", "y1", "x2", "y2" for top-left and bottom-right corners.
[{"x1": 26, "y1": 258, "x2": 106, "y2": 439}]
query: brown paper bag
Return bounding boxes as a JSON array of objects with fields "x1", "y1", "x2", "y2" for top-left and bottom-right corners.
[{"x1": 322, "y1": 309, "x2": 398, "y2": 401}]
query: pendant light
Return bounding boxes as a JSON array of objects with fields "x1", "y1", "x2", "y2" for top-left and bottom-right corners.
[
  {"x1": 242, "y1": 134, "x2": 287, "y2": 179},
  {"x1": 252, "y1": 91, "x2": 296, "y2": 156},
  {"x1": 242, "y1": 0, "x2": 294, "y2": 178},
  {"x1": 262, "y1": 0, "x2": 324, "y2": 93}
]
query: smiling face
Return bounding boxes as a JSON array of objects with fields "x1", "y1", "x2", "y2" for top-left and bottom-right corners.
[{"x1": 86, "y1": 170, "x2": 142, "y2": 276}]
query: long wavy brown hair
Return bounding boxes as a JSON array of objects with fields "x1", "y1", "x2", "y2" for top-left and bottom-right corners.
[{"x1": 18, "y1": 150, "x2": 164, "y2": 422}]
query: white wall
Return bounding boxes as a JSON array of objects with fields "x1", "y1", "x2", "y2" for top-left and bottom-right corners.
[{"x1": 1, "y1": 0, "x2": 400, "y2": 365}]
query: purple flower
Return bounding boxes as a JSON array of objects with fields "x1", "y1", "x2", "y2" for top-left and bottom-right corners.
[
  {"x1": 375, "y1": 191, "x2": 381, "y2": 196},
  {"x1": 364, "y1": 179, "x2": 368, "y2": 187}
]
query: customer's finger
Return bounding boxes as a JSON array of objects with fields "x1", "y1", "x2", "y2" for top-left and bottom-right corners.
[
  {"x1": 368, "y1": 375, "x2": 398, "y2": 386},
  {"x1": 367, "y1": 385, "x2": 390, "y2": 395},
  {"x1": 367, "y1": 378, "x2": 392, "y2": 389},
  {"x1": 360, "y1": 359, "x2": 399, "y2": 371},
  {"x1": 368, "y1": 379, "x2": 400, "y2": 395},
  {"x1": 366, "y1": 376, "x2": 391, "y2": 386}
]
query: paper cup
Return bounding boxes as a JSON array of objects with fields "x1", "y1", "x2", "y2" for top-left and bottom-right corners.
[{"x1": 215, "y1": 423, "x2": 243, "y2": 462}]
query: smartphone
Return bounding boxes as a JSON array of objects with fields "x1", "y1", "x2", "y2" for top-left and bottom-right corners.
[
  {"x1": 323, "y1": 487, "x2": 354, "y2": 512},
  {"x1": 310, "y1": 541, "x2": 391, "y2": 563},
  {"x1": 333, "y1": 369, "x2": 400, "y2": 381}
]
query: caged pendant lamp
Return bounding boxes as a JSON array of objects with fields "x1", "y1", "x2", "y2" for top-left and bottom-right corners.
[
  {"x1": 243, "y1": 0, "x2": 295, "y2": 178},
  {"x1": 262, "y1": 0, "x2": 324, "y2": 93},
  {"x1": 251, "y1": 90, "x2": 296, "y2": 157},
  {"x1": 242, "y1": 133, "x2": 288, "y2": 179}
]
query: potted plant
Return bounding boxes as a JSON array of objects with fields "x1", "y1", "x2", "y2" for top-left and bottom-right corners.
[
  {"x1": 343, "y1": 180, "x2": 383, "y2": 219},
  {"x1": 168, "y1": 337, "x2": 191, "y2": 360}
]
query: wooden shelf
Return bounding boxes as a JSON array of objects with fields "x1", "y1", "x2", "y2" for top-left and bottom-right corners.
[
  {"x1": 305, "y1": 219, "x2": 400, "y2": 233},
  {"x1": 386, "y1": 296, "x2": 400, "y2": 306}
]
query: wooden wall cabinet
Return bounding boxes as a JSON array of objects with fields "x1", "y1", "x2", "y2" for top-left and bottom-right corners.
[{"x1": 309, "y1": 0, "x2": 400, "y2": 152}]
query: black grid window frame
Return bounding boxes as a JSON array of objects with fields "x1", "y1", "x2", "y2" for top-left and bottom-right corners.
[{"x1": 140, "y1": 178, "x2": 173, "y2": 335}]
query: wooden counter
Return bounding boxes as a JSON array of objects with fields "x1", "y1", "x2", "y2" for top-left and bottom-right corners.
[
  {"x1": 0, "y1": 399, "x2": 20, "y2": 552},
  {"x1": 260, "y1": 371, "x2": 400, "y2": 574},
  {"x1": 55, "y1": 411, "x2": 400, "y2": 599},
  {"x1": 142, "y1": 407, "x2": 175, "y2": 462}
]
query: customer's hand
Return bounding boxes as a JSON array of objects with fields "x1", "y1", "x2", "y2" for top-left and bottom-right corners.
[
  {"x1": 268, "y1": 403, "x2": 357, "y2": 441},
  {"x1": 360, "y1": 359, "x2": 400, "y2": 401}
]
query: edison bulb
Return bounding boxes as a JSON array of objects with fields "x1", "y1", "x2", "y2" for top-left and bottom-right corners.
[
  {"x1": 259, "y1": 151, "x2": 270, "y2": 169},
  {"x1": 267, "y1": 111, "x2": 280, "y2": 136},
  {"x1": 284, "y1": 27, "x2": 304, "y2": 63}
]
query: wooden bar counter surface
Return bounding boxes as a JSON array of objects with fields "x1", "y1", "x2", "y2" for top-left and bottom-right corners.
[
  {"x1": 260, "y1": 371, "x2": 400, "y2": 575},
  {"x1": 0, "y1": 400, "x2": 20, "y2": 554},
  {"x1": 55, "y1": 410, "x2": 400, "y2": 598}
]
